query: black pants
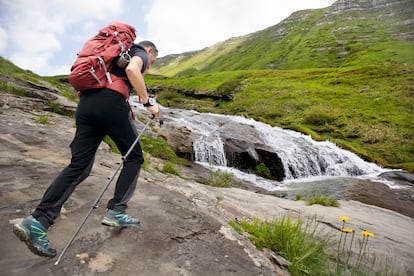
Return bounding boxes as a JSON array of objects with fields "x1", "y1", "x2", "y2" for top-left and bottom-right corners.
[{"x1": 32, "y1": 89, "x2": 144, "y2": 229}]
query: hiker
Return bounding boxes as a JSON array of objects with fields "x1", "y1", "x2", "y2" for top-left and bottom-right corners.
[{"x1": 13, "y1": 40, "x2": 160, "y2": 257}]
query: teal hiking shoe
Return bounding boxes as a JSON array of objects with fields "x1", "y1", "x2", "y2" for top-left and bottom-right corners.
[
  {"x1": 13, "y1": 215, "x2": 57, "y2": 257},
  {"x1": 101, "y1": 209, "x2": 140, "y2": 228}
]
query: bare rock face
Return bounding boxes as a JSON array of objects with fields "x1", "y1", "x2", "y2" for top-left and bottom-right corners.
[
  {"x1": 157, "y1": 122, "x2": 197, "y2": 160},
  {"x1": 0, "y1": 91, "x2": 285, "y2": 275},
  {"x1": 218, "y1": 121, "x2": 285, "y2": 180},
  {"x1": 325, "y1": 0, "x2": 414, "y2": 39}
]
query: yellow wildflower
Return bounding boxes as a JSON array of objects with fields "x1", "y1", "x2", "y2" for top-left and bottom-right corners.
[
  {"x1": 341, "y1": 228, "x2": 355, "y2": 233},
  {"x1": 339, "y1": 216, "x2": 349, "y2": 222},
  {"x1": 361, "y1": 230, "x2": 374, "y2": 237}
]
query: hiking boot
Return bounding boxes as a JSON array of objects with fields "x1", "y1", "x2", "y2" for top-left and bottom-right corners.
[
  {"x1": 13, "y1": 215, "x2": 57, "y2": 257},
  {"x1": 101, "y1": 209, "x2": 140, "y2": 228}
]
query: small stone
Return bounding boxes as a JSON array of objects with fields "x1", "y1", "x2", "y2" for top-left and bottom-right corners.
[{"x1": 9, "y1": 218, "x2": 23, "y2": 224}]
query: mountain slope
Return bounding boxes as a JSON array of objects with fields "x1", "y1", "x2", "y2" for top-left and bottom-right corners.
[{"x1": 150, "y1": 0, "x2": 414, "y2": 77}]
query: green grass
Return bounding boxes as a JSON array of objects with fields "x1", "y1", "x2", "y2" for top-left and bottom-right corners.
[
  {"x1": 255, "y1": 163, "x2": 271, "y2": 179},
  {"x1": 151, "y1": 3, "x2": 414, "y2": 76},
  {"x1": 0, "y1": 56, "x2": 40, "y2": 82},
  {"x1": 306, "y1": 195, "x2": 340, "y2": 207},
  {"x1": 103, "y1": 136, "x2": 121, "y2": 154},
  {"x1": 36, "y1": 115, "x2": 49, "y2": 124},
  {"x1": 0, "y1": 80, "x2": 28, "y2": 96},
  {"x1": 141, "y1": 135, "x2": 188, "y2": 166},
  {"x1": 0, "y1": 56, "x2": 78, "y2": 102},
  {"x1": 204, "y1": 167, "x2": 233, "y2": 188},
  {"x1": 147, "y1": 64, "x2": 414, "y2": 172},
  {"x1": 103, "y1": 133, "x2": 188, "y2": 166},
  {"x1": 161, "y1": 162, "x2": 180, "y2": 176},
  {"x1": 231, "y1": 216, "x2": 332, "y2": 275},
  {"x1": 231, "y1": 215, "x2": 404, "y2": 275}
]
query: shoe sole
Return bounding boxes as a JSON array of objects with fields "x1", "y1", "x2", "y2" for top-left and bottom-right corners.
[
  {"x1": 13, "y1": 224, "x2": 56, "y2": 258},
  {"x1": 101, "y1": 219, "x2": 140, "y2": 228}
]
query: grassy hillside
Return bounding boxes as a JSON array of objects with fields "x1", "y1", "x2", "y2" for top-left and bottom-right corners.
[
  {"x1": 147, "y1": 64, "x2": 414, "y2": 172},
  {"x1": 151, "y1": 0, "x2": 414, "y2": 77},
  {"x1": 147, "y1": 0, "x2": 414, "y2": 172}
]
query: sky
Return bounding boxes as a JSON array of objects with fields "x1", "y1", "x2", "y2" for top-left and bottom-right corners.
[{"x1": 0, "y1": 0, "x2": 336, "y2": 76}]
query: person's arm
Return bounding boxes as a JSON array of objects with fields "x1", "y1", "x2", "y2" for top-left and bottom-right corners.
[{"x1": 125, "y1": 55, "x2": 159, "y2": 117}]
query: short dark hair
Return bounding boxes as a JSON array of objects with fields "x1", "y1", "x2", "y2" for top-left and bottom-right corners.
[{"x1": 138, "y1": 41, "x2": 158, "y2": 57}]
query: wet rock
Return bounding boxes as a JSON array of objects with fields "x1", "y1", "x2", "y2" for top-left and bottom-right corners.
[{"x1": 379, "y1": 171, "x2": 414, "y2": 186}]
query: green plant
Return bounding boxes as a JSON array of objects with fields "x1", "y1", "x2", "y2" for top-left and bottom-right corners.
[
  {"x1": 141, "y1": 135, "x2": 188, "y2": 166},
  {"x1": 295, "y1": 194, "x2": 303, "y2": 201},
  {"x1": 228, "y1": 220, "x2": 244, "y2": 235},
  {"x1": 205, "y1": 167, "x2": 233, "y2": 188},
  {"x1": 335, "y1": 216, "x2": 402, "y2": 275},
  {"x1": 306, "y1": 194, "x2": 340, "y2": 207},
  {"x1": 161, "y1": 162, "x2": 180, "y2": 176},
  {"x1": 232, "y1": 216, "x2": 331, "y2": 275},
  {"x1": 231, "y1": 215, "x2": 404, "y2": 275},
  {"x1": 303, "y1": 106, "x2": 339, "y2": 126},
  {"x1": 45, "y1": 101, "x2": 75, "y2": 117},
  {"x1": 0, "y1": 80, "x2": 28, "y2": 96},
  {"x1": 255, "y1": 163, "x2": 271, "y2": 178},
  {"x1": 36, "y1": 115, "x2": 49, "y2": 124},
  {"x1": 142, "y1": 153, "x2": 151, "y2": 171},
  {"x1": 103, "y1": 136, "x2": 121, "y2": 154}
]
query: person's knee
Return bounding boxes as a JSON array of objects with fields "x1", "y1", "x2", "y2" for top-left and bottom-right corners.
[{"x1": 126, "y1": 152, "x2": 144, "y2": 165}]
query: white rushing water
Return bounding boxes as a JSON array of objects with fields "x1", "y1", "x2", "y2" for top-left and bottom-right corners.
[
  {"x1": 229, "y1": 115, "x2": 384, "y2": 180},
  {"x1": 130, "y1": 98, "x2": 391, "y2": 190},
  {"x1": 179, "y1": 111, "x2": 384, "y2": 178}
]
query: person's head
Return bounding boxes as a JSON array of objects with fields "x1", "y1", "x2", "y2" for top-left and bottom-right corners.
[{"x1": 138, "y1": 41, "x2": 158, "y2": 68}]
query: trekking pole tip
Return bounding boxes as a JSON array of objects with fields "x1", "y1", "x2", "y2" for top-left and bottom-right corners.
[{"x1": 54, "y1": 253, "x2": 64, "y2": 265}]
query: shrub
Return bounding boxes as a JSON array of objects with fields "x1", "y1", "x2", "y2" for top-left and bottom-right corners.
[
  {"x1": 304, "y1": 106, "x2": 339, "y2": 126},
  {"x1": 0, "y1": 80, "x2": 28, "y2": 96},
  {"x1": 141, "y1": 135, "x2": 187, "y2": 165},
  {"x1": 36, "y1": 115, "x2": 49, "y2": 124},
  {"x1": 205, "y1": 168, "x2": 233, "y2": 188},
  {"x1": 232, "y1": 216, "x2": 331, "y2": 275},
  {"x1": 307, "y1": 195, "x2": 340, "y2": 207},
  {"x1": 142, "y1": 153, "x2": 151, "y2": 171},
  {"x1": 295, "y1": 194, "x2": 303, "y2": 201},
  {"x1": 255, "y1": 162, "x2": 271, "y2": 178},
  {"x1": 162, "y1": 162, "x2": 180, "y2": 176},
  {"x1": 103, "y1": 136, "x2": 120, "y2": 154}
]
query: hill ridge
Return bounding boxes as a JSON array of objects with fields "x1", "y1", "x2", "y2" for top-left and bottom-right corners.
[{"x1": 150, "y1": 0, "x2": 414, "y2": 77}]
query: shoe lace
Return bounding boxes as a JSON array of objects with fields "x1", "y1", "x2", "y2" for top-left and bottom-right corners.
[
  {"x1": 115, "y1": 213, "x2": 135, "y2": 223},
  {"x1": 31, "y1": 225, "x2": 50, "y2": 247}
]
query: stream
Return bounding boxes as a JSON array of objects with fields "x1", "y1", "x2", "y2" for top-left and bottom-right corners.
[{"x1": 131, "y1": 97, "x2": 402, "y2": 199}]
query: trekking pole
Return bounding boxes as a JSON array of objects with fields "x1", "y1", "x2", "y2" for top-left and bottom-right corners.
[{"x1": 54, "y1": 117, "x2": 153, "y2": 265}]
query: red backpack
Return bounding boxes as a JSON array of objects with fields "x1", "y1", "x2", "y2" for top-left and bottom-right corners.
[{"x1": 68, "y1": 21, "x2": 136, "y2": 98}]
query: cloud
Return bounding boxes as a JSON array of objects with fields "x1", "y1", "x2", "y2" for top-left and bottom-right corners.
[
  {"x1": 0, "y1": 0, "x2": 336, "y2": 75},
  {"x1": 146, "y1": 0, "x2": 335, "y2": 56},
  {"x1": 0, "y1": 27, "x2": 7, "y2": 53},
  {"x1": 0, "y1": 0, "x2": 124, "y2": 75}
]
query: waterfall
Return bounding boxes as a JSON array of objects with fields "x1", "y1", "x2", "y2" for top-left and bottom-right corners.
[
  {"x1": 185, "y1": 112, "x2": 383, "y2": 180},
  {"x1": 193, "y1": 131, "x2": 227, "y2": 166},
  {"x1": 129, "y1": 98, "x2": 384, "y2": 181},
  {"x1": 231, "y1": 116, "x2": 384, "y2": 179}
]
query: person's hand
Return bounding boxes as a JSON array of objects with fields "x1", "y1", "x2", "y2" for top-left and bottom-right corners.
[{"x1": 146, "y1": 104, "x2": 160, "y2": 118}]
